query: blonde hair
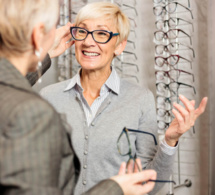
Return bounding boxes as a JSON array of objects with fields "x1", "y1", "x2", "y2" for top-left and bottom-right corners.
[
  {"x1": 75, "y1": 2, "x2": 130, "y2": 45},
  {"x1": 0, "y1": 0, "x2": 59, "y2": 57}
]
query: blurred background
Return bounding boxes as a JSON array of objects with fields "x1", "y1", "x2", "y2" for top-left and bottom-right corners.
[{"x1": 33, "y1": 0, "x2": 215, "y2": 194}]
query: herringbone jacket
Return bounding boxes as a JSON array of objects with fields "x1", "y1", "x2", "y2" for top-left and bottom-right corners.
[{"x1": 0, "y1": 56, "x2": 123, "y2": 195}]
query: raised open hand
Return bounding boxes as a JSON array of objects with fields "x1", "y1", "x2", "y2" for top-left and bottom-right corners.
[{"x1": 165, "y1": 95, "x2": 208, "y2": 146}]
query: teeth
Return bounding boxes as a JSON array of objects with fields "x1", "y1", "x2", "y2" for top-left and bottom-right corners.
[{"x1": 83, "y1": 51, "x2": 99, "y2": 56}]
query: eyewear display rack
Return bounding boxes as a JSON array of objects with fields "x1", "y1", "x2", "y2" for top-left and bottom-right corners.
[
  {"x1": 112, "y1": 0, "x2": 139, "y2": 83},
  {"x1": 58, "y1": 0, "x2": 139, "y2": 83},
  {"x1": 153, "y1": 0, "x2": 195, "y2": 194}
]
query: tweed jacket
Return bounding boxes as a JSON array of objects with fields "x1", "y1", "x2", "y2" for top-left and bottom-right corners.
[
  {"x1": 0, "y1": 57, "x2": 123, "y2": 195},
  {"x1": 41, "y1": 69, "x2": 176, "y2": 195}
]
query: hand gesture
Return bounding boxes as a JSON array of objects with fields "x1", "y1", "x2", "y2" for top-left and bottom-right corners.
[
  {"x1": 48, "y1": 22, "x2": 75, "y2": 58},
  {"x1": 111, "y1": 160, "x2": 156, "y2": 195},
  {"x1": 165, "y1": 95, "x2": 208, "y2": 146}
]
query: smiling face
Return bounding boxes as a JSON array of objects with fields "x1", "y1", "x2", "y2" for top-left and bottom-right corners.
[{"x1": 74, "y1": 17, "x2": 123, "y2": 72}]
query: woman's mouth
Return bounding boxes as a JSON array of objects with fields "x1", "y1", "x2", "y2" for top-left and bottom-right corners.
[{"x1": 82, "y1": 51, "x2": 100, "y2": 57}]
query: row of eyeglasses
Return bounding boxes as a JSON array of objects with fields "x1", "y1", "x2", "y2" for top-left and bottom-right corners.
[
  {"x1": 112, "y1": 0, "x2": 139, "y2": 83},
  {"x1": 152, "y1": 0, "x2": 196, "y2": 133}
]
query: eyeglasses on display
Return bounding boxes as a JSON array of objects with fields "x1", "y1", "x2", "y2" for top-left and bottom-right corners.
[
  {"x1": 155, "y1": 42, "x2": 195, "y2": 57},
  {"x1": 153, "y1": 2, "x2": 193, "y2": 19},
  {"x1": 154, "y1": 29, "x2": 192, "y2": 45},
  {"x1": 155, "y1": 17, "x2": 194, "y2": 32},
  {"x1": 155, "y1": 55, "x2": 192, "y2": 68}
]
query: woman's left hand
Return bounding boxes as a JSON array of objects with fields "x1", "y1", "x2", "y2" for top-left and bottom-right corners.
[
  {"x1": 48, "y1": 22, "x2": 75, "y2": 58},
  {"x1": 165, "y1": 95, "x2": 208, "y2": 147}
]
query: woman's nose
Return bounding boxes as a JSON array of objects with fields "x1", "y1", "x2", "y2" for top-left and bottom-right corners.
[{"x1": 83, "y1": 33, "x2": 96, "y2": 46}]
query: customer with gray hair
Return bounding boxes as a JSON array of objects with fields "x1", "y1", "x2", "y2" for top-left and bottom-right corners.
[{"x1": 0, "y1": 0, "x2": 158, "y2": 194}]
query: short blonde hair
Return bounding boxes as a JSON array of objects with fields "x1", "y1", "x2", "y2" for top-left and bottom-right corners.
[
  {"x1": 75, "y1": 2, "x2": 130, "y2": 45},
  {"x1": 0, "y1": 0, "x2": 59, "y2": 57}
]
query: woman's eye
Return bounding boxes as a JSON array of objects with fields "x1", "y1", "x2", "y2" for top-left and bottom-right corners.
[
  {"x1": 97, "y1": 32, "x2": 108, "y2": 36},
  {"x1": 78, "y1": 30, "x2": 86, "y2": 34}
]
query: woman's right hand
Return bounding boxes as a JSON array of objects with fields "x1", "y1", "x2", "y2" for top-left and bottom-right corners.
[{"x1": 48, "y1": 22, "x2": 75, "y2": 58}]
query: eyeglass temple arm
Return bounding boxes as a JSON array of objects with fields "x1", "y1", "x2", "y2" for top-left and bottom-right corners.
[
  {"x1": 177, "y1": 82, "x2": 196, "y2": 94},
  {"x1": 177, "y1": 3, "x2": 193, "y2": 19},
  {"x1": 178, "y1": 29, "x2": 192, "y2": 45},
  {"x1": 126, "y1": 128, "x2": 158, "y2": 145},
  {"x1": 178, "y1": 55, "x2": 193, "y2": 69}
]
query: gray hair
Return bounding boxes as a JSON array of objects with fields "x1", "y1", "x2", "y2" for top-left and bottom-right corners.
[{"x1": 0, "y1": 0, "x2": 59, "y2": 57}]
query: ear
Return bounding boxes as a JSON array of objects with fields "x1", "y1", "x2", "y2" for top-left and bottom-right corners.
[
  {"x1": 31, "y1": 23, "x2": 46, "y2": 52},
  {"x1": 114, "y1": 39, "x2": 127, "y2": 56}
]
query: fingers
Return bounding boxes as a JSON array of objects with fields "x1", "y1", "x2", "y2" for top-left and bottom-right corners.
[
  {"x1": 173, "y1": 102, "x2": 189, "y2": 126},
  {"x1": 126, "y1": 159, "x2": 134, "y2": 174},
  {"x1": 194, "y1": 97, "x2": 208, "y2": 119},
  {"x1": 65, "y1": 40, "x2": 75, "y2": 49},
  {"x1": 111, "y1": 169, "x2": 157, "y2": 195},
  {"x1": 118, "y1": 162, "x2": 126, "y2": 175},
  {"x1": 134, "y1": 158, "x2": 142, "y2": 173},
  {"x1": 66, "y1": 22, "x2": 75, "y2": 27}
]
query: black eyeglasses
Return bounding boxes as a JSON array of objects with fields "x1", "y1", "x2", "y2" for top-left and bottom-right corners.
[
  {"x1": 70, "y1": 27, "x2": 119, "y2": 44},
  {"x1": 117, "y1": 127, "x2": 176, "y2": 184},
  {"x1": 155, "y1": 42, "x2": 195, "y2": 58},
  {"x1": 155, "y1": 55, "x2": 192, "y2": 69},
  {"x1": 155, "y1": 68, "x2": 195, "y2": 82},
  {"x1": 156, "y1": 81, "x2": 196, "y2": 96},
  {"x1": 153, "y1": 2, "x2": 193, "y2": 19},
  {"x1": 154, "y1": 29, "x2": 192, "y2": 45},
  {"x1": 155, "y1": 17, "x2": 194, "y2": 32}
]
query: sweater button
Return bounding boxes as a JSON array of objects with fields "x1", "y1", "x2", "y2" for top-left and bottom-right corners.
[{"x1": 83, "y1": 180, "x2": 87, "y2": 185}]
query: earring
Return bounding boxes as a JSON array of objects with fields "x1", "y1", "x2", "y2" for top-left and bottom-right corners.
[
  {"x1": 115, "y1": 51, "x2": 119, "y2": 56},
  {"x1": 35, "y1": 49, "x2": 42, "y2": 83}
]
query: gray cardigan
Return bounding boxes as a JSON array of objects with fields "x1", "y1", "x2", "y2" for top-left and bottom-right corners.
[{"x1": 41, "y1": 77, "x2": 176, "y2": 195}]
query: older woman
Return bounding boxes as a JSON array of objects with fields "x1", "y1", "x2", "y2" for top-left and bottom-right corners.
[
  {"x1": 40, "y1": 2, "x2": 207, "y2": 195},
  {"x1": 0, "y1": 0, "x2": 158, "y2": 194}
]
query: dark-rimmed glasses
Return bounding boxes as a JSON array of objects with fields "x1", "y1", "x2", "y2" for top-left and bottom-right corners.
[
  {"x1": 155, "y1": 42, "x2": 195, "y2": 57},
  {"x1": 155, "y1": 69, "x2": 195, "y2": 82},
  {"x1": 155, "y1": 55, "x2": 192, "y2": 68},
  {"x1": 153, "y1": 2, "x2": 193, "y2": 19},
  {"x1": 154, "y1": 29, "x2": 192, "y2": 45},
  {"x1": 117, "y1": 127, "x2": 176, "y2": 184},
  {"x1": 155, "y1": 17, "x2": 194, "y2": 32},
  {"x1": 156, "y1": 81, "x2": 196, "y2": 95},
  {"x1": 70, "y1": 27, "x2": 119, "y2": 44}
]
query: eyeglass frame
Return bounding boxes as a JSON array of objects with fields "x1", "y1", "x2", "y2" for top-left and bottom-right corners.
[
  {"x1": 117, "y1": 127, "x2": 176, "y2": 184},
  {"x1": 153, "y1": 2, "x2": 193, "y2": 19},
  {"x1": 155, "y1": 42, "x2": 195, "y2": 58},
  {"x1": 155, "y1": 68, "x2": 195, "y2": 82},
  {"x1": 70, "y1": 27, "x2": 120, "y2": 44},
  {"x1": 155, "y1": 17, "x2": 194, "y2": 32},
  {"x1": 155, "y1": 54, "x2": 193, "y2": 69},
  {"x1": 156, "y1": 81, "x2": 196, "y2": 95},
  {"x1": 154, "y1": 29, "x2": 192, "y2": 45}
]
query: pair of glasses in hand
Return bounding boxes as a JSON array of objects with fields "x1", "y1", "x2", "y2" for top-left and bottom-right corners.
[{"x1": 117, "y1": 127, "x2": 176, "y2": 184}]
